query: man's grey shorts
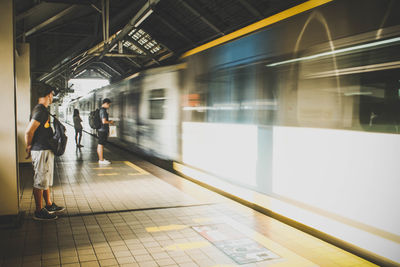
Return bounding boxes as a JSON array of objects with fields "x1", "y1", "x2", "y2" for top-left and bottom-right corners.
[{"x1": 31, "y1": 150, "x2": 54, "y2": 190}]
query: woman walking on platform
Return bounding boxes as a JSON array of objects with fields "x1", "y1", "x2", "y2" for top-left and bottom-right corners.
[{"x1": 73, "y1": 109, "x2": 83, "y2": 148}]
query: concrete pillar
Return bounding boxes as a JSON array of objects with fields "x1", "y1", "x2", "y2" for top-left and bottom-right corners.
[
  {"x1": 0, "y1": 0, "x2": 19, "y2": 216},
  {"x1": 16, "y1": 43, "x2": 31, "y2": 164}
]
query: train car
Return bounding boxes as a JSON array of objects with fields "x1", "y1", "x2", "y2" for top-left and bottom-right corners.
[
  {"x1": 65, "y1": 0, "x2": 400, "y2": 262},
  {"x1": 181, "y1": 0, "x2": 400, "y2": 263},
  {"x1": 67, "y1": 65, "x2": 182, "y2": 160},
  {"x1": 137, "y1": 65, "x2": 182, "y2": 159}
]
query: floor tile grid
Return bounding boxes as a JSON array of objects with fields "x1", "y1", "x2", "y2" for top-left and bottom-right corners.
[
  {"x1": 3, "y1": 128, "x2": 378, "y2": 267},
  {"x1": 4, "y1": 188, "x2": 376, "y2": 267},
  {"x1": 53, "y1": 160, "x2": 203, "y2": 216}
]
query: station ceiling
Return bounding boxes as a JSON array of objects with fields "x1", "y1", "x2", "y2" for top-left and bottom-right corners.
[{"x1": 15, "y1": 0, "x2": 306, "y2": 96}]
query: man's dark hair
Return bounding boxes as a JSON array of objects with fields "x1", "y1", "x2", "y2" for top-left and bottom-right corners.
[
  {"x1": 33, "y1": 82, "x2": 55, "y2": 98},
  {"x1": 103, "y1": 98, "x2": 111, "y2": 104}
]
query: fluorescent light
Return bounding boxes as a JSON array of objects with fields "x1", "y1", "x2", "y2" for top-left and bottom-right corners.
[
  {"x1": 267, "y1": 36, "x2": 400, "y2": 67},
  {"x1": 344, "y1": 92, "x2": 372, "y2": 96},
  {"x1": 134, "y1": 9, "x2": 153, "y2": 28},
  {"x1": 302, "y1": 61, "x2": 400, "y2": 79}
]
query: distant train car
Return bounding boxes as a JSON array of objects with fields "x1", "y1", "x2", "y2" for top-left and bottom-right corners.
[
  {"x1": 64, "y1": 0, "x2": 400, "y2": 262},
  {"x1": 67, "y1": 65, "x2": 182, "y2": 160}
]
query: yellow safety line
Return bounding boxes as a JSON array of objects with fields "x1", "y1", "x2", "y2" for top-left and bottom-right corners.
[
  {"x1": 181, "y1": 0, "x2": 333, "y2": 58},
  {"x1": 128, "y1": 173, "x2": 147, "y2": 176},
  {"x1": 93, "y1": 167, "x2": 113, "y2": 170},
  {"x1": 124, "y1": 161, "x2": 149, "y2": 175},
  {"x1": 97, "y1": 173, "x2": 119, "y2": 176}
]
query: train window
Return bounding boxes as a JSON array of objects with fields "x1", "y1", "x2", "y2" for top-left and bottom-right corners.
[
  {"x1": 149, "y1": 89, "x2": 165, "y2": 119},
  {"x1": 293, "y1": 40, "x2": 400, "y2": 133},
  {"x1": 207, "y1": 65, "x2": 258, "y2": 124},
  {"x1": 258, "y1": 64, "x2": 278, "y2": 125},
  {"x1": 359, "y1": 70, "x2": 400, "y2": 133},
  {"x1": 182, "y1": 72, "x2": 208, "y2": 123},
  {"x1": 127, "y1": 92, "x2": 139, "y2": 120},
  {"x1": 207, "y1": 69, "x2": 232, "y2": 123},
  {"x1": 232, "y1": 65, "x2": 257, "y2": 124}
]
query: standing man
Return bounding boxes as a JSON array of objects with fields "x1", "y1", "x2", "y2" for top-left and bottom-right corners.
[
  {"x1": 98, "y1": 98, "x2": 114, "y2": 165},
  {"x1": 25, "y1": 83, "x2": 65, "y2": 220}
]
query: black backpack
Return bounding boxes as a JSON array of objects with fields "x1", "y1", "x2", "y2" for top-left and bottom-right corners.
[
  {"x1": 49, "y1": 115, "x2": 68, "y2": 156},
  {"x1": 89, "y1": 108, "x2": 101, "y2": 129}
]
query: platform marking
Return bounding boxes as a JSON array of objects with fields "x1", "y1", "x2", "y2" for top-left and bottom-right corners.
[
  {"x1": 93, "y1": 167, "x2": 113, "y2": 170},
  {"x1": 221, "y1": 216, "x2": 317, "y2": 266},
  {"x1": 124, "y1": 161, "x2": 149, "y2": 175},
  {"x1": 193, "y1": 224, "x2": 281, "y2": 264},
  {"x1": 146, "y1": 224, "x2": 188, "y2": 233},
  {"x1": 191, "y1": 216, "x2": 319, "y2": 266},
  {"x1": 128, "y1": 173, "x2": 147, "y2": 176},
  {"x1": 97, "y1": 173, "x2": 119, "y2": 176}
]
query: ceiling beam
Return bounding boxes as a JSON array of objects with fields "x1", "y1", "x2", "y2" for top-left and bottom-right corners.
[
  {"x1": 37, "y1": 0, "x2": 145, "y2": 83},
  {"x1": 88, "y1": 68, "x2": 112, "y2": 79},
  {"x1": 17, "y1": 11, "x2": 96, "y2": 40},
  {"x1": 152, "y1": 10, "x2": 195, "y2": 47},
  {"x1": 46, "y1": 34, "x2": 96, "y2": 72},
  {"x1": 236, "y1": 0, "x2": 263, "y2": 19},
  {"x1": 42, "y1": 0, "x2": 97, "y2": 5},
  {"x1": 177, "y1": 0, "x2": 223, "y2": 36},
  {"x1": 98, "y1": 0, "x2": 160, "y2": 59},
  {"x1": 75, "y1": 61, "x2": 121, "y2": 77},
  {"x1": 103, "y1": 58, "x2": 125, "y2": 76},
  {"x1": 90, "y1": 53, "x2": 147, "y2": 58},
  {"x1": 16, "y1": 3, "x2": 45, "y2": 22},
  {"x1": 124, "y1": 57, "x2": 142, "y2": 68},
  {"x1": 96, "y1": 62, "x2": 121, "y2": 76},
  {"x1": 25, "y1": 5, "x2": 78, "y2": 37},
  {"x1": 39, "y1": 50, "x2": 89, "y2": 82},
  {"x1": 91, "y1": 3, "x2": 101, "y2": 13},
  {"x1": 42, "y1": 31, "x2": 92, "y2": 37},
  {"x1": 92, "y1": 68, "x2": 112, "y2": 79},
  {"x1": 72, "y1": 54, "x2": 92, "y2": 73}
]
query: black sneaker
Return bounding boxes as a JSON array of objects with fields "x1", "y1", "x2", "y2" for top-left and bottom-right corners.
[
  {"x1": 45, "y1": 203, "x2": 65, "y2": 214},
  {"x1": 33, "y1": 208, "x2": 58, "y2": 221}
]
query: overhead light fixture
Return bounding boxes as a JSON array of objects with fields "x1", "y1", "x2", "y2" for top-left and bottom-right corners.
[
  {"x1": 134, "y1": 9, "x2": 153, "y2": 27},
  {"x1": 266, "y1": 36, "x2": 400, "y2": 67}
]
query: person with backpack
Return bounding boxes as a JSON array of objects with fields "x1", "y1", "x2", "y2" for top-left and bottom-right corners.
[
  {"x1": 25, "y1": 83, "x2": 65, "y2": 221},
  {"x1": 97, "y1": 98, "x2": 114, "y2": 165},
  {"x1": 73, "y1": 109, "x2": 83, "y2": 148}
]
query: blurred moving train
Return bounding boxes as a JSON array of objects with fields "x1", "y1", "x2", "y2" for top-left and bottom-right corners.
[{"x1": 63, "y1": 0, "x2": 400, "y2": 263}]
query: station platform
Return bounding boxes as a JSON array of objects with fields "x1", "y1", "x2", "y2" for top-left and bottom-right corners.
[{"x1": 1, "y1": 126, "x2": 376, "y2": 267}]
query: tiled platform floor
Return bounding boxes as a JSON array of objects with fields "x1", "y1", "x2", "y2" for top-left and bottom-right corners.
[{"x1": 1, "y1": 126, "x2": 377, "y2": 267}]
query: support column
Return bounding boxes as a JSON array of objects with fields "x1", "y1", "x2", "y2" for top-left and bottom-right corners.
[
  {"x1": 0, "y1": 0, "x2": 19, "y2": 216},
  {"x1": 16, "y1": 43, "x2": 31, "y2": 164}
]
